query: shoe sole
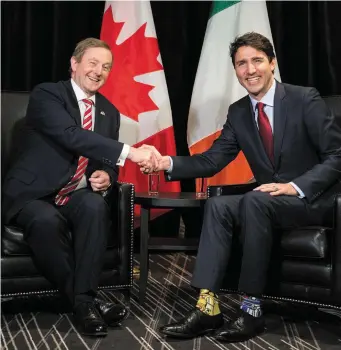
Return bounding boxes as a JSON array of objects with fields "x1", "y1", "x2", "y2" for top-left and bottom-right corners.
[
  {"x1": 160, "y1": 328, "x2": 218, "y2": 339},
  {"x1": 215, "y1": 327, "x2": 265, "y2": 343}
]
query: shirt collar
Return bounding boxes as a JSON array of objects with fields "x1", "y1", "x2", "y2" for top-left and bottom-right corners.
[
  {"x1": 249, "y1": 79, "x2": 276, "y2": 112},
  {"x1": 71, "y1": 79, "x2": 96, "y2": 105}
]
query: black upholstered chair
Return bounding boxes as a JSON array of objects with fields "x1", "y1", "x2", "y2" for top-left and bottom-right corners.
[
  {"x1": 1, "y1": 91, "x2": 134, "y2": 302},
  {"x1": 208, "y1": 96, "x2": 341, "y2": 310}
]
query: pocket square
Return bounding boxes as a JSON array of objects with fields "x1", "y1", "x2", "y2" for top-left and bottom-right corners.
[{"x1": 100, "y1": 111, "x2": 105, "y2": 116}]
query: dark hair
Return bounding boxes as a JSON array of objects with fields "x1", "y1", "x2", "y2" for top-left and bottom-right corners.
[{"x1": 229, "y1": 32, "x2": 275, "y2": 66}]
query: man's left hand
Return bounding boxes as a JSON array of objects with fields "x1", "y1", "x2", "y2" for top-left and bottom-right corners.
[
  {"x1": 253, "y1": 183, "x2": 298, "y2": 196},
  {"x1": 89, "y1": 170, "x2": 111, "y2": 192}
]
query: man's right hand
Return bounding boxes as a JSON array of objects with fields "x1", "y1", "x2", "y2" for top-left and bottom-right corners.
[
  {"x1": 127, "y1": 147, "x2": 160, "y2": 169},
  {"x1": 139, "y1": 155, "x2": 171, "y2": 173}
]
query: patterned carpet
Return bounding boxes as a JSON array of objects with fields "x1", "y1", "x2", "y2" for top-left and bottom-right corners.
[{"x1": 1, "y1": 253, "x2": 341, "y2": 350}]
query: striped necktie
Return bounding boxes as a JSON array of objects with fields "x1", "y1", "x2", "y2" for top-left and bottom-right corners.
[{"x1": 55, "y1": 98, "x2": 93, "y2": 206}]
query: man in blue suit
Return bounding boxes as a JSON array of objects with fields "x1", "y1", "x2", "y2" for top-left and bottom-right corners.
[
  {"x1": 3, "y1": 38, "x2": 158, "y2": 337},
  {"x1": 140, "y1": 32, "x2": 341, "y2": 342}
]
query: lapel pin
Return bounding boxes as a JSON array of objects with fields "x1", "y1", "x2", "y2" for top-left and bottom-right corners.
[{"x1": 100, "y1": 111, "x2": 105, "y2": 116}]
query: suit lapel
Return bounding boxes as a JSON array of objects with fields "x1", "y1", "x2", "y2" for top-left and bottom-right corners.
[
  {"x1": 64, "y1": 80, "x2": 82, "y2": 126},
  {"x1": 94, "y1": 94, "x2": 107, "y2": 135},
  {"x1": 241, "y1": 97, "x2": 274, "y2": 169},
  {"x1": 273, "y1": 82, "x2": 287, "y2": 169}
]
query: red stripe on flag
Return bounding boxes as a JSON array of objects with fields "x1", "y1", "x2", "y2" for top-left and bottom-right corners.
[{"x1": 100, "y1": 2, "x2": 180, "y2": 219}]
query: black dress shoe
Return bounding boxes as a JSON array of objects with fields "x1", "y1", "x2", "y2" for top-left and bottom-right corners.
[
  {"x1": 159, "y1": 308, "x2": 224, "y2": 339},
  {"x1": 74, "y1": 302, "x2": 107, "y2": 337},
  {"x1": 214, "y1": 310, "x2": 265, "y2": 343},
  {"x1": 94, "y1": 298, "x2": 129, "y2": 326}
]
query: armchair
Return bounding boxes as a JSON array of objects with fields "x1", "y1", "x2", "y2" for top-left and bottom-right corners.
[
  {"x1": 1, "y1": 92, "x2": 134, "y2": 302},
  {"x1": 208, "y1": 96, "x2": 341, "y2": 310}
]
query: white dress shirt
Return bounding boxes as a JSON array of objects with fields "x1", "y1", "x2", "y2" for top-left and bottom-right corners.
[{"x1": 70, "y1": 79, "x2": 129, "y2": 191}]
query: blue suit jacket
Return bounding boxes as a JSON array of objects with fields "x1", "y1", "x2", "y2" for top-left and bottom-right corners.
[
  {"x1": 3, "y1": 80, "x2": 124, "y2": 223},
  {"x1": 169, "y1": 82, "x2": 341, "y2": 209}
]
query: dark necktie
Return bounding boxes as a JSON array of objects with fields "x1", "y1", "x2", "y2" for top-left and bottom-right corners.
[
  {"x1": 55, "y1": 98, "x2": 93, "y2": 205},
  {"x1": 257, "y1": 102, "x2": 274, "y2": 163}
]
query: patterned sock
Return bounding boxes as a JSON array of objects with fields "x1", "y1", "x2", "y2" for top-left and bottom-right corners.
[
  {"x1": 240, "y1": 295, "x2": 263, "y2": 317},
  {"x1": 196, "y1": 289, "x2": 221, "y2": 316}
]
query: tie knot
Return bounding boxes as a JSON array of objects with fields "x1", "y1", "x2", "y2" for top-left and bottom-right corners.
[
  {"x1": 82, "y1": 98, "x2": 94, "y2": 106},
  {"x1": 257, "y1": 102, "x2": 265, "y2": 112}
]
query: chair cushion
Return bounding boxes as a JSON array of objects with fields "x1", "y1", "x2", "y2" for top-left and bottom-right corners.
[
  {"x1": 281, "y1": 226, "x2": 330, "y2": 259},
  {"x1": 1, "y1": 248, "x2": 120, "y2": 278},
  {"x1": 2, "y1": 224, "x2": 118, "y2": 256},
  {"x1": 281, "y1": 260, "x2": 331, "y2": 287},
  {"x1": 2, "y1": 226, "x2": 31, "y2": 256}
]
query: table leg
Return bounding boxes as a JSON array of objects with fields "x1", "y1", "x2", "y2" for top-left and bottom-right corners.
[{"x1": 140, "y1": 206, "x2": 150, "y2": 304}]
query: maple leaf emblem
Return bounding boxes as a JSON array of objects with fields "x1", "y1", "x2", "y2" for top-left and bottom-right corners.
[{"x1": 100, "y1": 6, "x2": 163, "y2": 122}]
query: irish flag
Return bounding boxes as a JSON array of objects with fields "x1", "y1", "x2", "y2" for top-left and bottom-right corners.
[
  {"x1": 188, "y1": 0, "x2": 281, "y2": 187},
  {"x1": 100, "y1": 1, "x2": 180, "y2": 198}
]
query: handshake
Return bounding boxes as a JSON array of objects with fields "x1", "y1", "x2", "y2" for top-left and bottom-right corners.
[{"x1": 127, "y1": 144, "x2": 171, "y2": 174}]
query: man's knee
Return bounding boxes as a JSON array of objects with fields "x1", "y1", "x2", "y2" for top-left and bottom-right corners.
[
  {"x1": 240, "y1": 191, "x2": 273, "y2": 211},
  {"x1": 204, "y1": 196, "x2": 227, "y2": 216},
  {"x1": 203, "y1": 195, "x2": 241, "y2": 226},
  {"x1": 78, "y1": 192, "x2": 109, "y2": 215}
]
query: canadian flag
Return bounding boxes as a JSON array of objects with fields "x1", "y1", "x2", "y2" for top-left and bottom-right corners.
[{"x1": 100, "y1": 1, "x2": 180, "y2": 205}]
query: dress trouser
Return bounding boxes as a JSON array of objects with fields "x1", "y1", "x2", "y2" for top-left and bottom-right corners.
[
  {"x1": 14, "y1": 188, "x2": 111, "y2": 308},
  {"x1": 191, "y1": 191, "x2": 324, "y2": 296}
]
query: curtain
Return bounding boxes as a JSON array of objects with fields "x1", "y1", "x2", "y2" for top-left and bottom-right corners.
[
  {"x1": 1, "y1": 1, "x2": 103, "y2": 91},
  {"x1": 267, "y1": 1, "x2": 341, "y2": 96}
]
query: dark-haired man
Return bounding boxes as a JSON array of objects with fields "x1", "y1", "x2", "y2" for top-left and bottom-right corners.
[
  {"x1": 3, "y1": 38, "x2": 159, "y2": 337},
  {"x1": 140, "y1": 32, "x2": 341, "y2": 342}
]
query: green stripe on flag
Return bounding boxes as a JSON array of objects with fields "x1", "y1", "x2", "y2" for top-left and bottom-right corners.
[{"x1": 210, "y1": 1, "x2": 240, "y2": 18}]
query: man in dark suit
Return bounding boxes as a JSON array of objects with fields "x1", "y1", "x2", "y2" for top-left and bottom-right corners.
[
  {"x1": 3, "y1": 38, "x2": 158, "y2": 337},
  {"x1": 140, "y1": 32, "x2": 341, "y2": 342}
]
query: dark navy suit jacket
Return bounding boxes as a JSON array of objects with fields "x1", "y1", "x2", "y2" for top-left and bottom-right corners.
[
  {"x1": 169, "y1": 82, "x2": 341, "y2": 211},
  {"x1": 3, "y1": 80, "x2": 124, "y2": 223}
]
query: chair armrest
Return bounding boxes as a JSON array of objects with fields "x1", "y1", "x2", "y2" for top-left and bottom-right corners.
[
  {"x1": 207, "y1": 182, "x2": 258, "y2": 197},
  {"x1": 108, "y1": 182, "x2": 135, "y2": 286},
  {"x1": 333, "y1": 193, "x2": 341, "y2": 300}
]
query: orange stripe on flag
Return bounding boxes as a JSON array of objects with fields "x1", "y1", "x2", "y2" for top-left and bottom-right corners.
[{"x1": 189, "y1": 130, "x2": 254, "y2": 187}]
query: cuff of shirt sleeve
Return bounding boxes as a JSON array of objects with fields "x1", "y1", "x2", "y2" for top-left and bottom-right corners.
[
  {"x1": 166, "y1": 156, "x2": 173, "y2": 173},
  {"x1": 290, "y1": 182, "x2": 305, "y2": 199},
  {"x1": 116, "y1": 144, "x2": 130, "y2": 167}
]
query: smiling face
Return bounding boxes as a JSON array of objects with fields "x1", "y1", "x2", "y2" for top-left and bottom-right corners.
[
  {"x1": 70, "y1": 47, "x2": 112, "y2": 97},
  {"x1": 234, "y1": 45, "x2": 276, "y2": 101}
]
